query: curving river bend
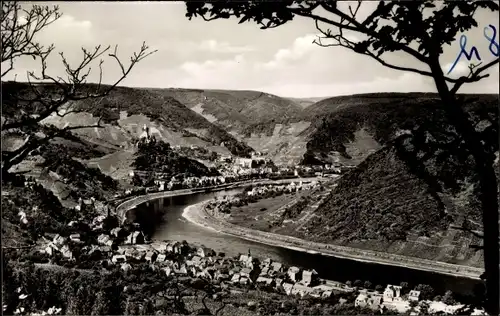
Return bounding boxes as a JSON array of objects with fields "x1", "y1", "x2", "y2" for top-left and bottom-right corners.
[{"x1": 131, "y1": 188, "x2": 483, "y2": 303}]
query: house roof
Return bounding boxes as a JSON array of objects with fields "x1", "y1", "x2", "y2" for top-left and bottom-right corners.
[
  {"x1": 99, "y1": 246, "x2": 112, "y2": 252},
  {"x1": 256, "y1": 277, "x2": 273, "y2": 284},
  {"x1": 231, "y1": 274, "x2": 240, "y2": 281},
  {"x1": 199, "y1": 246, "x2": 213, "y2": 253},
  {"x1": 313, "y1": 284, "x2": 334, "y2": 291},
  {"x1": 239, "y1": 254, "x2": 249, "y2": 261},
  {"x1": 271, "y1": 262, "x2": 282, "y2": 270},
  {"x1": 302, "y1": 270, "x2": 317, "y2": 278}
]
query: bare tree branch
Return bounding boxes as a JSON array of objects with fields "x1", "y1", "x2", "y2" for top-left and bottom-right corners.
[
  {"x1": 450, "y1": 58, "x2": 500, "y2": 94},
  {"x1": 312, "y1": 19, "x2": 469, "y2": 84},
  {"x1": 1, "y1": 2, "x2": 156, "y2": 176}
]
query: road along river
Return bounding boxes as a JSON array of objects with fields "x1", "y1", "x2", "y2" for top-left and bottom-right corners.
[{"x1": 121, "y1": 181, "x2": 484, "y2": 302}]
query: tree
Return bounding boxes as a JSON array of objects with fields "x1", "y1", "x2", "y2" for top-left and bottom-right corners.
[
  {"x1": 419, "y1": 301, "x2": 430, "y2": 315},
  {"x1": 400, "y1": 281, "x2": 410, "y2": 295},
  {"x1": 1, "y1": 2, "x2": 156, "y2": 179},
  {"x1": 184, "y1": 2, "x2": 499, "y2": 314},
  {"x1": 442, "y1": 290, "x2": 456, "y2": 305},
  {"x1": 415, "y1": 284, "x2": 435, "y2": 301},
  {"x1": 363, "y1": 280, "x2": 373, "y2": 289}
]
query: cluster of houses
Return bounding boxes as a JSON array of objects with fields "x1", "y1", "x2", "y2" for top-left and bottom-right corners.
[
  {"x1": 129, "y1": 165, "x2": 329, "y2": 195},
  {"x1": 215, "y1": 160, "x2": 348, "y2": 180},
  {"x1": 38, "y1": 221, "x2": 354, "y2": 301},
  {"x1": 35, "y1": 213, "x2": 483, "y2": 316},
  {"x1": 39, "y1": 218, "x2": 146, "y2": 262},
  {"x1": 152, "y1": 175, "x2": 229, "y2": 192},
  {"x1": 204, "y1": 181, "x2": 321, "y2": 215},
  {"x1": 109, "y1": 242, "x2": 352, "y2": 300},
  {"x1": 245, "y1": 181, "x2": 319, "y2": 197},
  {"x1": 126, "y1": 143, "x2": 348, "y2": 195},
  {"x1": 354, "y1": 285, "x2": 485, "y2": 315}
]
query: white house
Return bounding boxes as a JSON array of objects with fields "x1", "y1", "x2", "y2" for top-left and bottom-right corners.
[
  {"x1": 69, "y1": 234, "x2": 81, "y2": 242},
  {"x1": 230, "y1": 274, "x2": 240, "y2": 284},
  {"x1": 256, "y1": 276, "x2": 274, "y2": 286},
  {"x1": 408, "y1": 290, "x2": 421, "y2": 301},
  {"x1": 383, "y1": 285, "x2": 403, "y2": 302},
  {"x1": 156, "y1": 254, "x2": 167, "y2": 262},
  {"x1": 197, "y1": 247, "x2": 215, "y2": 258},
  {"x1": 355, "y1": 293, "x2": 383, "y2": 310},
  {"x1": 287, "y1": 266, "x2": 302, "y2": 282},
  {"x1": 125, "y1": 231, "x2": 144, "y2": 245}
]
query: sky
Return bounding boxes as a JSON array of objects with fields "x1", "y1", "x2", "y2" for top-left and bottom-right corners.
[{"x1": 4, "y1": 1, "x2": 500, "y2": 98}]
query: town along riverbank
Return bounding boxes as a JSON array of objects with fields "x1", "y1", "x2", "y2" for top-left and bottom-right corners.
[{"x1": 119, "y1": 190, "x2": 485, "y2": 304}]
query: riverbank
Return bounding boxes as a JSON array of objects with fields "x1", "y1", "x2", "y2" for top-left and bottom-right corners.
[
  {"x1": 182, "y1": 200, "x2": 483, "y2": 280},
  {"x1": 116, "y1": 177, "x2": 323, "y2": 221}
]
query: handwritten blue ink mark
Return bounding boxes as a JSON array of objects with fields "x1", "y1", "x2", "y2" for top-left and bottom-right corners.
[
  {"x1": 484, "y1": 24, "x2": 499, "y2": 57},
  {"x1": 447, "y1": 35, "x2": 481, "y2": 75},
  {"x1": 448, "y1": 24, "x2": 499, "y2": 74}
]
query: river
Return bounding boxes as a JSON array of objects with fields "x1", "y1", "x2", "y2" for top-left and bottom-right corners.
[{"x1": 131, "y1": 189, "x2": 483, "y2": 303}]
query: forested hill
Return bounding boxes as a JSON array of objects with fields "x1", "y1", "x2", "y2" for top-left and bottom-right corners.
[
  {"x1": 1, "y1": 82, "x2": 254, "y2": 158},
  {"x1": 293, "y1": 93, "x2": 499, "y2": 268}
]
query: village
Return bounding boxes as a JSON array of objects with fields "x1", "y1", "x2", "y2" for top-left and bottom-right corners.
[
  {"x1": 13, "y1": 162, "x2": 486, "y2": 316},
  {"x1": 204, "y1": 180, "x2": 322, "y2": 216},
  {"x1": 128, "y1": 156, "x2": 340, "y2": 196},
  {"x1": 32, "y1": 203, "x2": 485, "y2": 316},
  {"x1": 128, "y1": 124, "x2": 342, "y2": 194}
]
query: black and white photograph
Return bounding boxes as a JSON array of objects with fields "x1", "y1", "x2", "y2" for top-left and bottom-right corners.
[{"x1": 1, "y1": 1, "x2": 499, "y2": 315}]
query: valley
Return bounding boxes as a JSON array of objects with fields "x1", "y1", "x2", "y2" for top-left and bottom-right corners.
[
  {"x1": 3, "y1": 83, "x2": 497, "y2": 267},
  {"x1": 3, "y1": 2, "x2": 499, "y2": 315}
]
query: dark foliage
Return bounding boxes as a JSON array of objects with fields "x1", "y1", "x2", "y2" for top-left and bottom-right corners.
[
  {"x1": 34, "y1": 138, "x2": 109, "y2": 160},
  {"x1": 2, "y1": 177, "x2": 73, "y2": 244},
  {"x1": 303, "y1": 94, "x2": 498, "y2": 160},
  {"x1": 305, "y1": 146, "x2": 454, "y2": 243},
  {"x1": 132, "y1": 139, "x2": 218, "y2": 178},
  {"x1": 282, "y1": 196, "x2": 311, "y2": 219},
  {"x1": 38, "y1": 144, "x2": 118, "y2": 200}
]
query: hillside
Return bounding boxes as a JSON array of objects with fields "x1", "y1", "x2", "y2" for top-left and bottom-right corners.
[
  {"x1": 159, "y1": 88, "x2": 304, "y2": 131},
  {"x1": 2, "y1": 174, "x2": 77, "y2": 248},
  {"x1": 286, "y1": 96, "x2": 329, "y2": 109},
  {"x1": 222, "y1": 92, "x2": 498, "y2": 267},
  {"x1": 235, "y1": 93, "x2": 498, "y2": 166},
  {"x1": 132, "y1": 139, "x2": 218, "y2": 177},
  {"x1": 2, "y1": 82, "x2": 253, "y2": 159},
  {"x1": 301, "y1": 93, "x2": 498, "y2": 165},
  {"x1": 291, "y1": 94, "x2": 499, "y2": 267}
]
